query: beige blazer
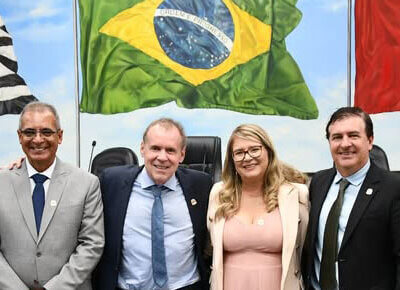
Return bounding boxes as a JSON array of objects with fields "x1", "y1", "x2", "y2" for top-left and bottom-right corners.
[
  {"x1": 0, "y1": 158, "x2": 104, "y2": 290},
  {"x1": 207, "y1": 182, "x2": 309, "y2": 290}
]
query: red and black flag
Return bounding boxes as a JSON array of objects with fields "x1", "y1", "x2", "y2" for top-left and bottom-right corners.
[{"x1": 0, "y1": 16, "x2": 37, "y2": 116}]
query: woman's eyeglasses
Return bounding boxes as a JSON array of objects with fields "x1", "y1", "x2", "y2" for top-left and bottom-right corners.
[{"x1": 232, "y1": 145, "x2": 263, "y2": 162}]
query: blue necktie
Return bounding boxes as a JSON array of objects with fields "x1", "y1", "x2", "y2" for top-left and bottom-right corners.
[
  {"x1": 32, "y1": 174, "x2": 48, "y2": 234},
  {"x1": 151, "y1": 185, "x2": 168, "y2": 288}
]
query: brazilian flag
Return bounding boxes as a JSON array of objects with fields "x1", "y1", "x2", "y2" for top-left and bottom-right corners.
[{"x1": 79, "y1": 0, "x2": 318, "y2": 119}]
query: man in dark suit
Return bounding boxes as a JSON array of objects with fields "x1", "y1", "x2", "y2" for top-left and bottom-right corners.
[
  {"x1": 302, "y1": 107, "x2": 400, "y2": 290},
  {"x1": 94, "y1": 118, "x2": 212, "y2": 290}
]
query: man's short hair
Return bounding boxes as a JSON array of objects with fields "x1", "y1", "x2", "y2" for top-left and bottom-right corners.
[
  {"x1": 325, "y1": 106, "x2": 373, "y2": 139},
  {"x1": 142, "y1": 118, "x2": 187, "y2": 148},
  {"x1": 19, "y1": 101, "x2": 61, "y2": 129}
]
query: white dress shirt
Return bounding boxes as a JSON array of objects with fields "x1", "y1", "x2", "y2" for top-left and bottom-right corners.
[{"x1": 26, "y1": 157, "x2": 56, "y2": 199}]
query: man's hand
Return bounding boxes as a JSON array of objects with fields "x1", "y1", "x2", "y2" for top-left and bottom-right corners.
[{"x1": 0, "y1": 157, "x2": 25, "y2": 170}]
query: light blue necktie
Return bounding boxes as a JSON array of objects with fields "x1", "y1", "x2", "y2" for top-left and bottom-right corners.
[
  {"x1": 32, "y1": 174, "x2": 48, "y2": 234},
  {"x1": 151, "y1": 185, "x2": 168, "y2": 288}
]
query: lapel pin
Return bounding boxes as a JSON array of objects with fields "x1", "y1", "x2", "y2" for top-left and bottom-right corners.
[
  {"x1": 190, "y1": 198, "x2": 197, "y2": 206},
  {"x1": 50, "y1": 200, "x2": 57, "y2": 207},
  {"x1": 365, "y1": 188, "x2": 373, "y2": 196}
]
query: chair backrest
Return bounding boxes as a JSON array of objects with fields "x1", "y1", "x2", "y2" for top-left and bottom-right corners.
[
  {"x1": 370, "y1": 144, "x2": 390, "y2": 171},
  {"x1": 91, "y1": 147, "x2": 139, "y2": 177},
  {"x1": 180, "y1": 136, "x2": 222, "y2": 184}
]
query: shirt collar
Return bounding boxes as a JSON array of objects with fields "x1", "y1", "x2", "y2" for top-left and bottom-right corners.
[
  {"x1": 139, "y1": 167, "x2": 178, "y2": 191},
  {"x1": 334, "y1": 159, "x2": 370, "y2": 186},
  {"x1": 26, "y1": 157, "x2": 56, "y2": 180}
]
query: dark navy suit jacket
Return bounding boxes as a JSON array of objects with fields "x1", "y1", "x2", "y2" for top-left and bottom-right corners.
[
  {"x1": 93, "y1": 165, "x2": 212, "y2": 290},
  {"x1": 301, "y1": 162, "x2": 400, "y2": 290}
]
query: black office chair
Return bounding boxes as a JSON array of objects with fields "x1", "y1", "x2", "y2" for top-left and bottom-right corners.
[
  {"x1": 180, "y1": 136, "x2": 222, "y2": 184},
  {"x1": 91, "y1": 147, "x2": 139, "y2": 177},
  {"x1": 370, "y1": 144, "x2": 390, "y2": 171}
]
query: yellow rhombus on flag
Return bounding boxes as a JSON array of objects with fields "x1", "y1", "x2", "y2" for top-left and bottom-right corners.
[{"x1": 100, "y1": 0, "x2": 271, "y2": 86}]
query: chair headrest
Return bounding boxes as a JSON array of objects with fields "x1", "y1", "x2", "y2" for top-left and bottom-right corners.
[
  {"x1": 181, "y1": 136, "x2": 222, "y2": 183},
  {"x1": 370, "y1": 144, "x2": 390, "y2": 171},
  {"x1": 91, "y1": 147, "x2": 138, "y2": 177}
]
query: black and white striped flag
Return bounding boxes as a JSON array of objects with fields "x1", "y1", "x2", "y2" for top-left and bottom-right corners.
[{"x1": 0, "y1": 16, "x2": 37, "y2": 116}]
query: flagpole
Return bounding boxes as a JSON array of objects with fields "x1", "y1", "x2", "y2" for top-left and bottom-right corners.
[
  {"x1": 347, "y1": 0, "x2": 352, "y2": 107},
  {"x1": 73, "y1": 0, "x2": 81, "y2": 167}
]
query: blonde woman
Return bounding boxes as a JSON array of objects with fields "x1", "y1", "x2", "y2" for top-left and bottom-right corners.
[{"x1": 207, "y1": 124, "x2": 309, "y2": 290}]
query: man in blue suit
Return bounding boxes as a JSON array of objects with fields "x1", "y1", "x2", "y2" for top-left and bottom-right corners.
[{"x1": 94, "y1": 118, "x2": 212, "y2": 290}]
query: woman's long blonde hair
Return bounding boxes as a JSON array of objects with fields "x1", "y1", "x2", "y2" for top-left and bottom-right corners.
[{"x1": 214, "y1": 124, "x2": 306, "y2": 220}]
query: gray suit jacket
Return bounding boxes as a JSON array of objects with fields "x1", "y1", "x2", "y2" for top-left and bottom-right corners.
[{"x1": 0, "y1": 158, "x2": 104, "y2": 290}]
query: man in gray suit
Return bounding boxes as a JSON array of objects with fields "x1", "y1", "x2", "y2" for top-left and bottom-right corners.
[{"x1": 0, "y1": 102, "x2": 104, "y2": 290}]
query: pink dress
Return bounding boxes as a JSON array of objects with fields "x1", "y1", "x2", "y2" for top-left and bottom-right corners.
[{"x1": 223, "y1": 208, "x2": 283, "y2": 290}]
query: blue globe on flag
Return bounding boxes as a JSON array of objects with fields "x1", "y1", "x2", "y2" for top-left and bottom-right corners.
[{"x1": 154, "y1": 0, "x2": 234, "y2": 69}]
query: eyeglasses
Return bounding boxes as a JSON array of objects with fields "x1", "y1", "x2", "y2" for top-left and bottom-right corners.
[
  {"x1": 232, "y1": 145, "x2": 263, "y2": 162},
  {"x1": 19, "y1": 128, "x2": 59, "y2": 138}
]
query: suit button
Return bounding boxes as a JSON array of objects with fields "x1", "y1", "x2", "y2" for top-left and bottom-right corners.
[
  {"x1": 36, "y1": 252, "x2": 42, "y2": 257},
  {"x1": 338, "y1": 258, "x2": 346, "y2": 262}
]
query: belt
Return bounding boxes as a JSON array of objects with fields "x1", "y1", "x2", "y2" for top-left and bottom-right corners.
[
  {"x1": 176, "y1": 281, "x2": 202, "y2": 290},
  {"x1": 116, "y1": 280, "x2": 202, "y2": 290}
]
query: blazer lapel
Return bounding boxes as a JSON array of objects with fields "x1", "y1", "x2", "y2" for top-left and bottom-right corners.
[
  {"x1": 176, "y1": 169, "x2": 202, "y2": 234},
  {"x1": 116, "y1": 166, "x2": 142, "y2": 230},
  {"x1": 11, "y1": 161, "x2": 38, "y2": 242},
  {"x1": 38, "y1": 158, "x2": 69, "y2": 243},
  {"x1": 207, "y1": 182, "x2": 225, "y2": 290},
  {"x1": 279, "y1": 184, "x2": 299, "y2": 286},
  {"x1": 102, "y1": 165, "x2": 142, "y2": 260},
  {"x1": 309, "y1": 169, "x2": 336, "y2": 246},
  {"x1": 339, "y1": 164, "x2": 381, "y2": 251},
  {"x1": 213, "y1": 215, "x2": 225, "y2": 290}
]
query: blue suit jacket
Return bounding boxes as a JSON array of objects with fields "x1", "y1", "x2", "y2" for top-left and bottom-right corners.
[{"x1": 94, "y1": 165, "x2": 212, "y2": 290}]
